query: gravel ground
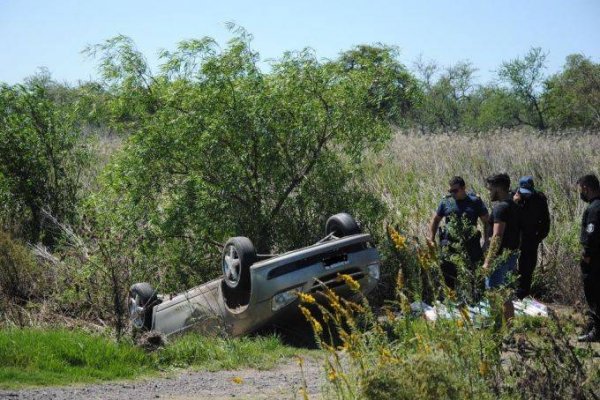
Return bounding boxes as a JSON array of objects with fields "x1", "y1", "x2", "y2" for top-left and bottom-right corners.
[{"x1": 0, "y1": 358, "x2": 324, "y2": 400}]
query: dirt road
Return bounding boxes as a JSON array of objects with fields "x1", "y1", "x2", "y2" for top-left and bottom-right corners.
[{"x1": 0, "y1": 358, "x2": 324, "y2": 400}]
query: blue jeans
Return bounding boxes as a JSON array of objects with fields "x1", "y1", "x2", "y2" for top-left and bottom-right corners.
[{"x1": 486, "y1": 252, "x2": 519, "y2": 289}]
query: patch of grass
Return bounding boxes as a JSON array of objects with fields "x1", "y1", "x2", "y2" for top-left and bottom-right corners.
[
  {"x1": 156, "y1": 334, "x2": 308, "y2": 371},
  {"x1": 0, "y1": 328, "x2": 152, "y2": 389},
  {"x1": 0, "y1": 328, "x2": 308, "y2": 389}
]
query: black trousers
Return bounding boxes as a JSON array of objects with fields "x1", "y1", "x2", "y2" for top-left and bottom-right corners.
[
  {"x1": 581, "y1": 257, "x2": 600, "y2": 330},
  {"x1": 441, "y1": 236, "x2": 483, "y2": 290},
  {"x1": 517, "y1": 239, "x2": 540, "y2": 299}
]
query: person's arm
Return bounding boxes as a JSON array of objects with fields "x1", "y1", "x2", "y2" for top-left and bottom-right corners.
[
  {"x1": 538, "y1": 195, "x2": 550, "y2": 241},
  {"x1": 429, "y1": 213, "x2": 443, "y2": 244},
  {"x1": 480, "y1": 213, "x2": 490, "y2": 244},
  {"x1": 581, "y1": 207, "x2": 599, "y2": 264},
  {"x1": 476, "y1": 197, "x2": 490, "y2": 246},
  {"x1": 483, "y1": 221, "x2": 506, "y2": 271}
]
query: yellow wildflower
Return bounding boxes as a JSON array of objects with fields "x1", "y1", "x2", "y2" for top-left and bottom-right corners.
[
  {"x1": 417, "y1": 245, "x2": 436, "y2": 271},
  {"x1": 338, "y1": 274, "x2": 360, "y2": 291},
  {"x1": 300, "y1": 305, "x2": 323, "y2": 335},
  {"x1": 458, "y1": 305, "x2": 471, "y2": 325},
  {"x1": 299, "y1": 387, "x2": 309, "y2": 400},
  {"x1": 327, "y1": 368, "x2": 338, "y2": 382},
  {"x1": 396, "y1": 269, "x2": 405, "y2": 290},
  {"x1": 388, "y1": 226, "x2": 407, "y2": 251},
  {"x1": 298, "y1": 292, "x2": 316, "y2": 304},
  {"x1": 347, "y1": 301, "x2": 366, "y2": 313},
  {"x1": 231, "y1": 376, "x2": 243, "y2": 384},
  {"x1": 478, "y1": 361, "x2": 490, "y2": 376},
  {"x1": 381, "y1": 348, "x2": 392, "y2": 358},
  {"x1": 384, "y1": 307, "x2": 396, "y2": 322}
]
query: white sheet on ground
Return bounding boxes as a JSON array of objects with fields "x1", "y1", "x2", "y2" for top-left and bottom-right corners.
[{"x1": 409, "y1": 297, "x2": 548, "y2": 322}]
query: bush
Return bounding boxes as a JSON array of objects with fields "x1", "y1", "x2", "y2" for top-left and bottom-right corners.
[
  {"x1": 362, "y1": 353, "x2": 491, "y2": 400},
  {"x1": 299, "y1": 249, "x2": 599, "y2": 400},
  {"x1": 84, "y1": 30, "x2": 418, "y2": 290},
  {"x1": 0, "y1": 231, "x2": 45, "y2": 304},
  {"x1": 0, "y1": 72, "x2": 91, "y2": 246}
]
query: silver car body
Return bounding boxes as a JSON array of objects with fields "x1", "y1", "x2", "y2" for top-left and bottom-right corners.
[{"x1": 149, "y1": 233, "x2": 380, "y2": 337}]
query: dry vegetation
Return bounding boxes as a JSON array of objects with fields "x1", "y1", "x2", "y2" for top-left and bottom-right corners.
[{"x1": 365, "y1": 129, "x2": 600, "y2": 305}]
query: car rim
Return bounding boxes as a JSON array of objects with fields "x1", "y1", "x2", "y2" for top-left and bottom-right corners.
[
  {"x1": 223, "y1": 244, "x2": 241, "y2": 287},
  {"x1": 129, "y1": 295, "x2": 145, "y2": 329}
]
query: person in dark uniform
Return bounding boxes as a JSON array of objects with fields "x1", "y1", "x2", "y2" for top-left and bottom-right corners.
[
  {"x1": 428, "y1": 176, "x2": 489, "y2": 290},
  {"x1": 512, "y1": 176, "x2": 551, "y2": 299},
  {"x1": 576, "y1": 174, "x2": 600, "y2": 342}
]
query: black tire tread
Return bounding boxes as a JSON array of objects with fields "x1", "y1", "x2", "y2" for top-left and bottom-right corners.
[
  {"x1": 130, "y1": 282, "x2": 158, "y2": 331},
  {"x1": 325, "y1": 213, "x2": 361, "y2": 237}
]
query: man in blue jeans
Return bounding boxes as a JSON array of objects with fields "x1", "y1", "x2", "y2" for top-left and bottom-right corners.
[{"x1": 483, "y1": 174, "x2": 522, "y2": 320}]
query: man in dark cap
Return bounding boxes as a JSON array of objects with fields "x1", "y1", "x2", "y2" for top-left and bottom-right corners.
[
  {"x1": 577, "y1": 174, "x2": 600, "y2": 342},
  {"x1": 513, "y1": 176, "x2": 550, "y2": 299},
  {"x1": 428, "y1": 176, "x2": 489, "y2": 291}
]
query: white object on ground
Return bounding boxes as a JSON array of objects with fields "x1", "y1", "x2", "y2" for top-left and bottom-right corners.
[{"x1": 409, "y1": 297, "x2": 548, "y2": 322}]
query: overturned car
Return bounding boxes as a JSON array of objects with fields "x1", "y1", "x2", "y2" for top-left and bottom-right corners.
[{"x1": 128, "y1": 213, "x2": 381, "y2": 337}]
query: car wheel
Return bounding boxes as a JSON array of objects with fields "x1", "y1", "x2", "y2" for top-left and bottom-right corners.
[
  {"x1": 325, "y1": 213, "x2": 361, "y2": 237},
  {"x1": 129, "y1": 282, "x2": 158, "y2": 332},
  {"x1": 222, "y1": 237, "x2": 256, "y2": 291}
]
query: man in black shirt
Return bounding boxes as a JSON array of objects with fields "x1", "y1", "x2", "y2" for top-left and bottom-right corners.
[
  {"x1": 513, "y1": 176, "x2": 551, "y2": 298},
  {"x1": 577, "y1": 174, "x2": 600, "y2": 342},
  {"x1": 483, "y1": 173, "x2": 521, "y2": 322}
]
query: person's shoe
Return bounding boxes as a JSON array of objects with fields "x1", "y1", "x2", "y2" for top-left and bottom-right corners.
[{"x1": 577, "y1": 327, "x2": 599, "y2": 342}]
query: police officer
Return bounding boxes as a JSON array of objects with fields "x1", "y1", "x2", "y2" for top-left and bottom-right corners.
[
  {"x1": 428, "y1": 176, "x2": 490, "y2": 290},
  {"x1": 513, "y1": 176, "x2": 550, "y2": 299},
  {"x1": 577, "y1": 174, "x2": 600, "y2": 342}
]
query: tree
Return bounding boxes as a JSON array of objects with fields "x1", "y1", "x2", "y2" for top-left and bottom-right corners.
[
  {"x1": 0, "y1": 72, "x2": 91, "y2": 245},
  {"x1": 413, "y1": 55, "x2": 439, "y2": 90},
  {"x1": 543, "y1": 54, "x2": 600, "y2": 129},
  {"x1": 497, "y1": 47, "x2": 548, "y2": 130},
  {"x1": 338, "y1": 44, "x2": 421, "y2": 125},
  {"x1": 88, "y1": 31, "x2": 419, "y2": 289},
  {"x1": 413, "y1": 60, "x2": 478, "y2": 132},
  {"x1": 83, "y1": 34, "x2": 160, "y2": 130},
  {"x1": 470, "y1": 85, "x2": 522, "y2": 130}
]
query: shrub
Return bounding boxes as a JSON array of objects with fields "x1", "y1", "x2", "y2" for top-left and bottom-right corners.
[
  {"x1": 362, "y1": 353, "x2": 491, "y2": 400},
  {"x1": 0, "y1": 230, "x2": 45, "y2": 304},
  {"x1": 299, "y1": 237, "x2": 599, "y2": 400},
  {"x1": 0, "y1": 72, "x2": 91, "y2": 246},
  {"x1": 84, "y1": 30, "x2": 418, "y2": 290}
]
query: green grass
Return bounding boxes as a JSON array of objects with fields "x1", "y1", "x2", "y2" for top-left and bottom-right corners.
[
  {"x1": 0, "y1": 328, "x2": 307, "y2": 389},
  {"x1": 0, "y1": 328, "x2": 152, "y2": 389},
  {"x1": 156, "y1": 334, "x2": 308, "y2": 371}
]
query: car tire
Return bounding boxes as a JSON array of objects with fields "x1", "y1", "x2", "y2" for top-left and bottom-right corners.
[
  {"x1": 222, "y1": 237, "x2": 256, "y2": 291},
  {"x1": 129, "y1": 282, "x2": 158, "y2": 332},
  {"x1": 325, "y1": 213, "x2": 361, "y2": 237}
]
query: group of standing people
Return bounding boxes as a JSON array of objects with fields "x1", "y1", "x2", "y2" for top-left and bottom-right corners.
[{"x1": 428, "y1": 173, "x2": 599, "y2": 342}]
